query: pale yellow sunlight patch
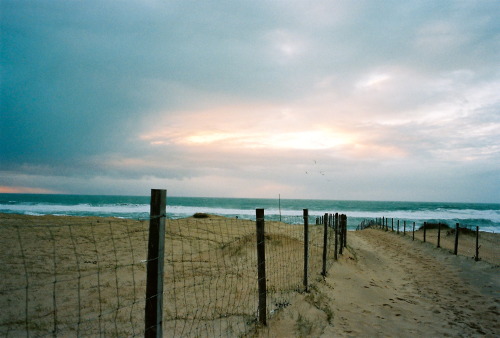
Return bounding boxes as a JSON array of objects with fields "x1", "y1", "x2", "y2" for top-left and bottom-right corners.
[
  {"x1": 179, "y1": 129, "x2": 353, "y2": 151},
  {"x1": 262, "y1": 130, "x2": 351, "y2": 150},
  {"x1": 185, "y1": 132, "x2": 236, "y2": 144},
  {"x1": 139, "y1": 105, "x2": 356, "y2": 151}
]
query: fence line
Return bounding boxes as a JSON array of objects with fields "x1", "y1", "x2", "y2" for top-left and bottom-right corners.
[
  {"x1": 159, "y1": 209, "x2": 348, "y2": 335},
  {"x1": 0, "y1": 191, "x2": 349, "y2": 336},
  {"x1": 356, "y1": 217, "x2": 497, "y2": 264}
]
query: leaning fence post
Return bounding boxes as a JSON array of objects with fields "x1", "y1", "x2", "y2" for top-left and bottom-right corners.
[
  {"x1": 322, "y1": 213, "x2": 328, "y2": 276},
  {"x1": 256, "y1": 209, "x2": 267, "y2": 325},
  {"x1": 145, "y1": 189, "x2": 166, "y2": 338},
  {"x1": 475, "y1": 226, "x2": 479, "y2": 262},
  {"x1": 454, "y1": 223, "x2": 459, "y2": 255},
  {"x1": 303, "y1": 209, "x2": 309, "y2": 292},
  {"x1": 339, "y1": 215, "x2": 344, "y2": 255}
]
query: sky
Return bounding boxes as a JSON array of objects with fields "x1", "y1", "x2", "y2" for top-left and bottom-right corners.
[{"x1": 1, "y1": 0, "x2": 499, "y2": 203}]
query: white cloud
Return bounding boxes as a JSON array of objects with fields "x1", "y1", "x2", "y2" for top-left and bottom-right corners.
[{"x1": 356, "y1": 73, "x2": 391, "y2": 89}]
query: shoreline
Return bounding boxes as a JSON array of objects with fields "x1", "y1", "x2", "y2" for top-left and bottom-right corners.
[{"x1": 1, "y1": 211, "x2": 499, "y2": 234}]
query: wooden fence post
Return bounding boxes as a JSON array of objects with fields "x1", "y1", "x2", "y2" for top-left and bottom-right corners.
[
  {"x1": 437, "y1": 223, "x2": 441, "y2": 248},
  {"x1": 423, "y1": 222, "x2": 427, "y2": 242},
  {"x1": 397, "y1": 220, "x2": 400, "y2": 234},
  {"x1": 403, "y1": 221, "x2": 406, "y2": 236},
  {"x1": 145, "y1": 189, "x2": 166, "y2": 338},
  {"x1": 412, "y1": 222, "x2": 415, "y2": 241},
  {"x1": 339, "y1": 215, "x2": 344, "y2": 255},
  {"x1": 343, "y1": 215, "x2": 348, "y2": 248},
  {"x1": 454, "y1": 223, "x2": 459, "y2": 255},
  {"x1": 256, "y1": 209, "x2": 267, "y2": 325},
  {"x1": 322, "y1": 213, "x2": 328, "y2": 276},
  {"x1": 391, "y1": 218, "x2": 394, "y2": 232},
  {"x1": 475, "y1": 226, "x2": 479, "y2": 262},
  {"x1": 303, "y1": 209, "x2": 309, "y2": 292},
  {"x1": 334, "y1": 213, "x2": 339, "y2": 261}
]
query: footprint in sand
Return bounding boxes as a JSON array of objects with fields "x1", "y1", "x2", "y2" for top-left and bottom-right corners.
[{"x1": 396, "y1": 297, "x2": 417, "y2": 305}]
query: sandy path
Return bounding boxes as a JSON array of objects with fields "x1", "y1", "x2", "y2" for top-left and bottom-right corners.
[{"x1": 263, "y1": 229, "x2": 499, "y2": 337}]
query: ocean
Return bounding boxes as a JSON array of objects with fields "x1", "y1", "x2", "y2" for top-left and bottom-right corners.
[{"x1": 1, "y1": 193, "x2": 499, "y2": 233}]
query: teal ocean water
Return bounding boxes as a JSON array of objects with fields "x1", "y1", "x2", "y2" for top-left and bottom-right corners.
[{"x1": 1, "y1": 194, "x2": 499, "y2": 232}]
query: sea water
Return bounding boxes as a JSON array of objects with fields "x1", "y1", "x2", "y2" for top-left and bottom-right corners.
[{"x1": 1, "y1": 193, "x2": 499, "y2": 232}]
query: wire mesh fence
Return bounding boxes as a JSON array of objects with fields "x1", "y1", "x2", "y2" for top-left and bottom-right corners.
[
  {"x1": 163, "y1": 216, "x2": 258, "y2": 336},
  {"x1": 0, "y1": 207, "x2": 347, "y2": 336},
  {"x1": 164, "y1": 212, "x2": 344, "y2": 336},
  {"x1": 0, "y1": 214, "x2": 149, "y2": 337},
  {"x1": 356, "y1": 218, "x2": 499, "y2": 265}
]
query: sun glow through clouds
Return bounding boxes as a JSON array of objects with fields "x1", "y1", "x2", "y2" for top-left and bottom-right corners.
[
  {"x1": 178, "y1": 129, "x2": 352, "y2": 150},
  {"x1": 263, "y1": 130, "x2": 351, "y2": 150}
]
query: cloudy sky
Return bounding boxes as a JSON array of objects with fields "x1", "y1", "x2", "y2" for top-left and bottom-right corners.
[{"x1": 1, "y1": 0, "x2": 499, "y2": 202}]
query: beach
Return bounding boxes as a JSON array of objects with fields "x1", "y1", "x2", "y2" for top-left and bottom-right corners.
[
  {"x1": 262, "y1": 229, "x2": 499, "y2": 337},
  {"x1": 0, "y1": 213, "x2": 498, "y2": 337}
]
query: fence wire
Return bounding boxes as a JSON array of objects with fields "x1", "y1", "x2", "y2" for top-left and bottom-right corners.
[
  {"x1": 1, "y1": 212, "x2": 345, "y2": 337},
  {"x1": 357, "y1": 219, "x2": 499, "y2": 265},
  {"x1": 264, "y1": 217, "x2": 306, "y2": 316},
  {"x1": 0, "y1": 213, "x2": 149, "y2": 337},
  {"x1": 163, "y1": 214, "x2": 341, "y2": 336},
  {"x1": 164, "y1": 216, "x2": 258, "y2": 337}
]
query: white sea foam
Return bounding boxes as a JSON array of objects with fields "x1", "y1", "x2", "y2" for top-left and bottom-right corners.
[
  {"x1": 337, "y1": 209, "x2": 500, "y2": 222},
  {"x1": 0, "y1": 203, "x2": 150, "y2": 215},
  {"x1": 1, "y1": 201, "x2": 499, "y2": 232},
  {"x1": 1, "y1": 203, "x2": 499, "y2": 221}
]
